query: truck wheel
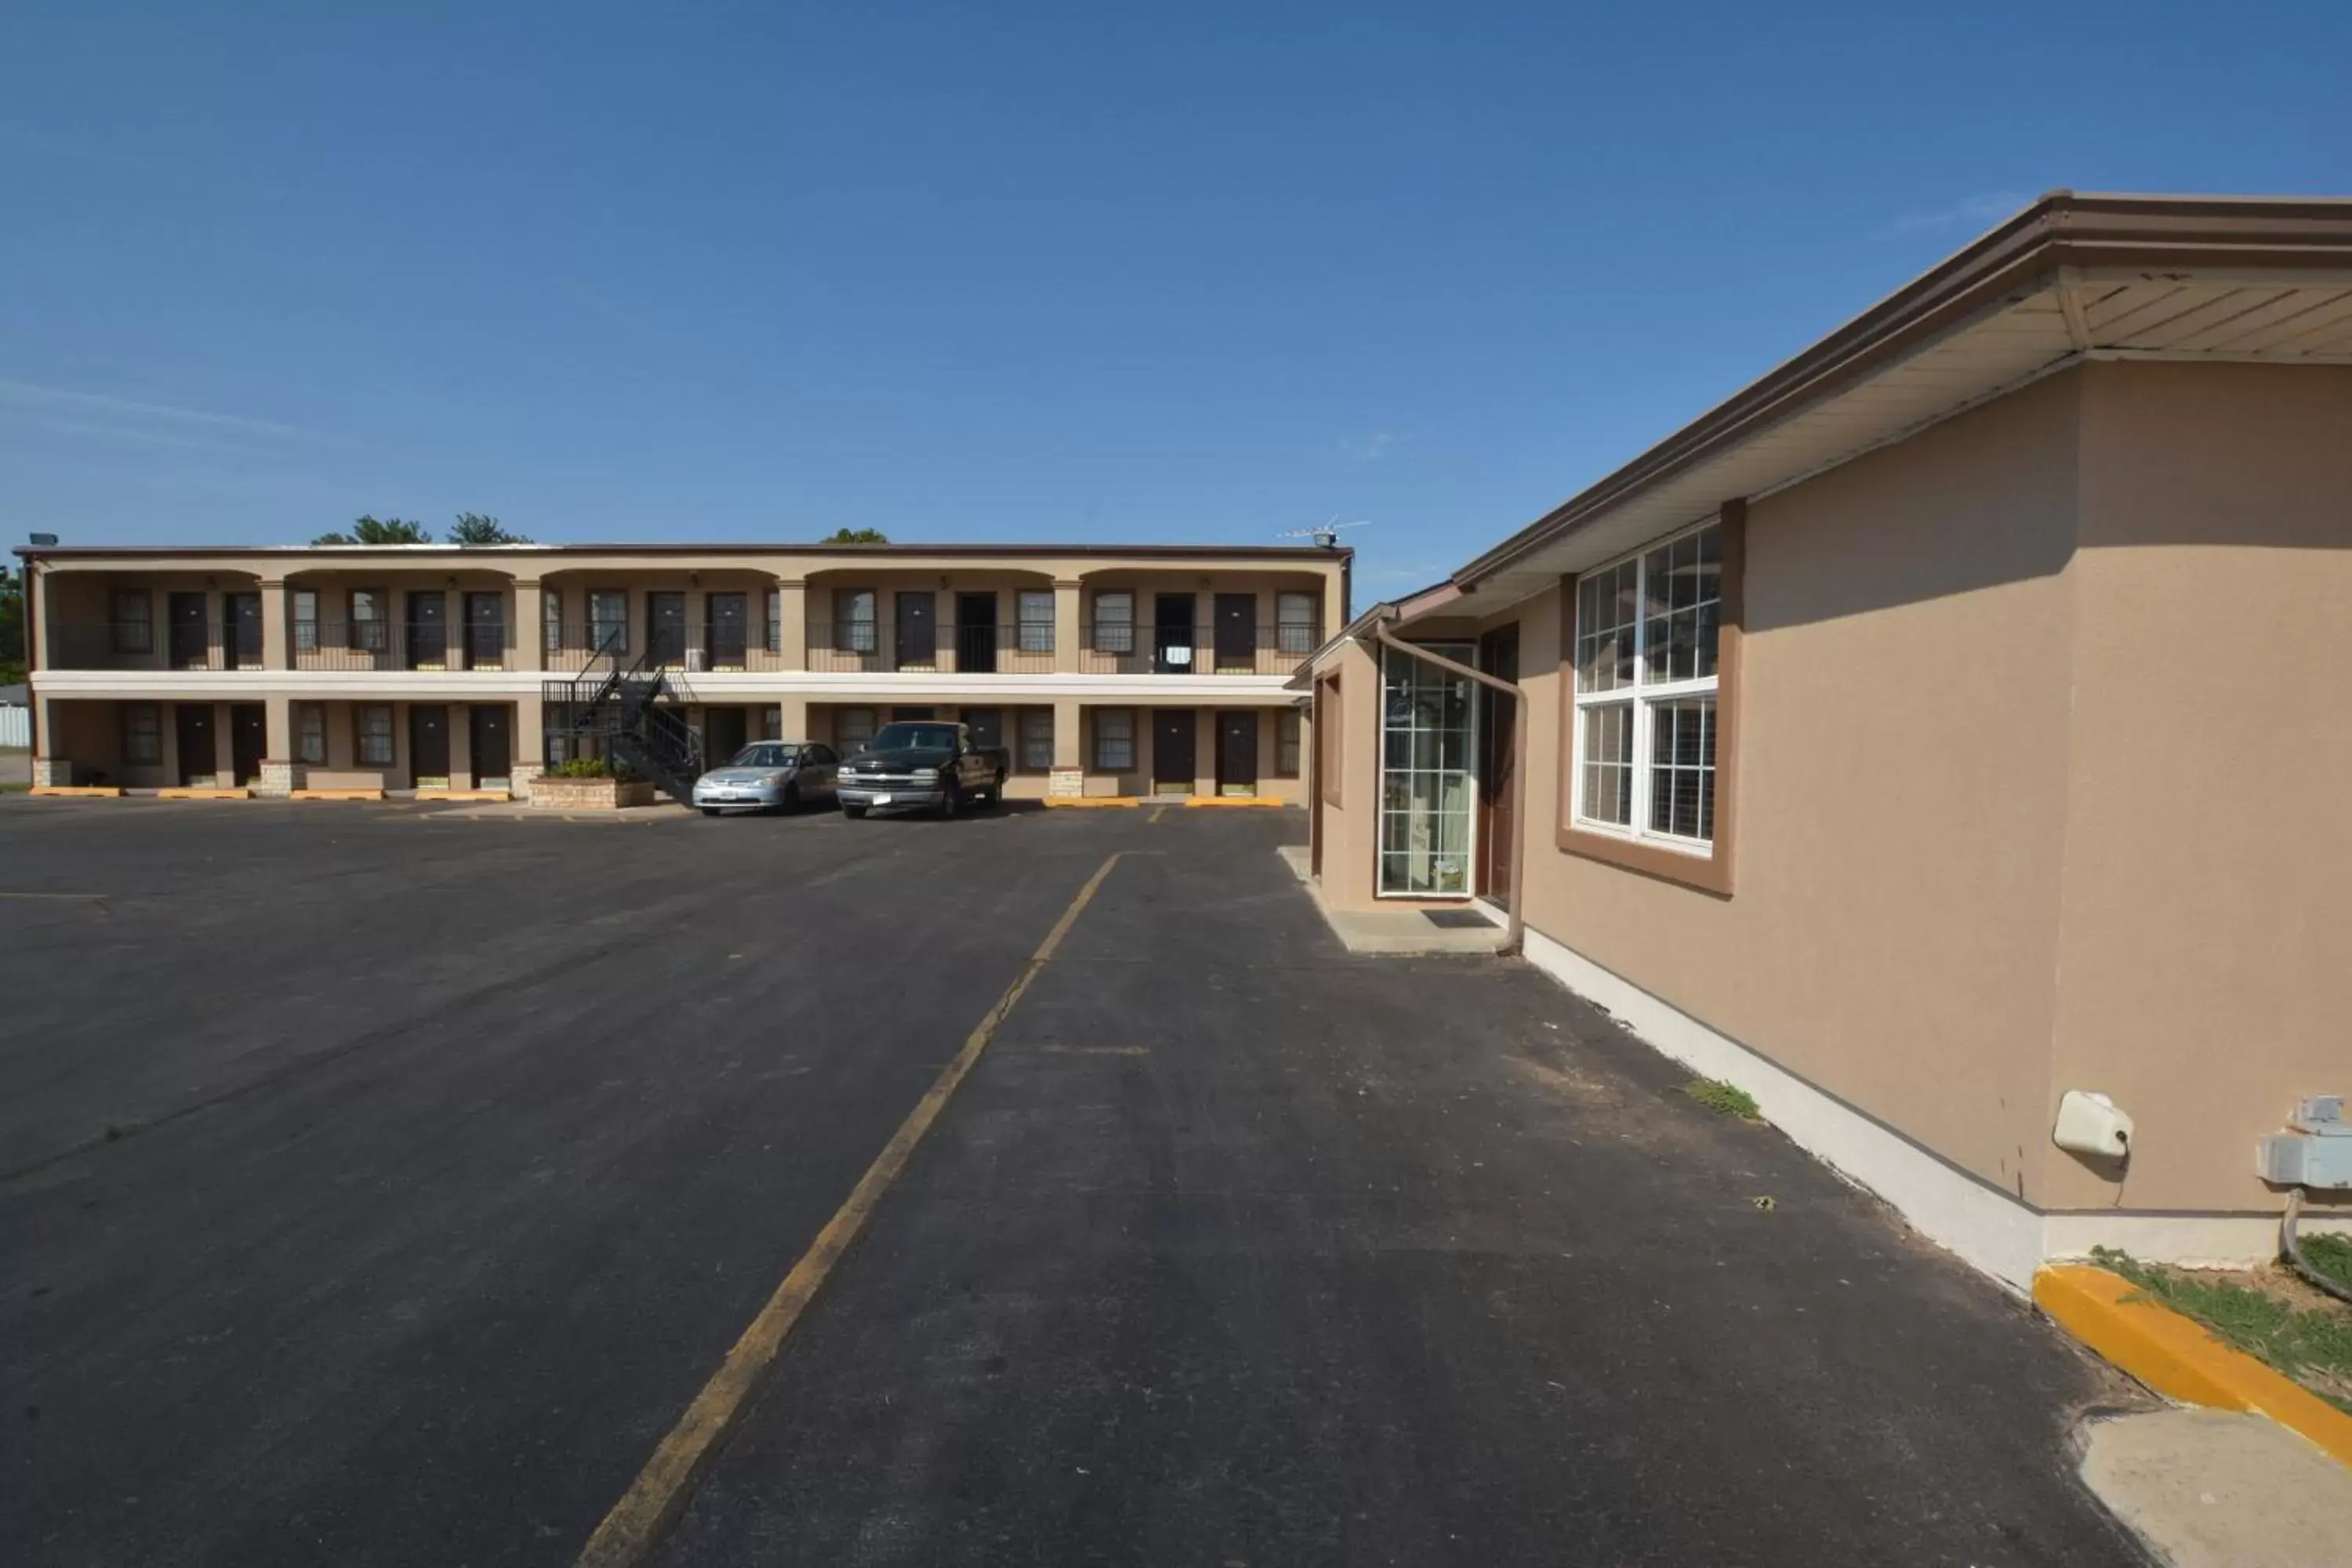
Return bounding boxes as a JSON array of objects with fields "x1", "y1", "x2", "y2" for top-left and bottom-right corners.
[
  {"x1": 843, "y1": 805, "x2": 868, "y2": 819},
  {"x1": 939, "y1": 780, "x2": 963, "y2": 818}
]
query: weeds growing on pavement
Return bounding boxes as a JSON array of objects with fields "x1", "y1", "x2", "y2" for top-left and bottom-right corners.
[{"x1": 1682, "y1": 1078, "x2": 1760, "y2": 1120}]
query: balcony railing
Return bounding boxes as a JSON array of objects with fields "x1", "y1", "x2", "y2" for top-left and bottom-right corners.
[
  {"x1": 1076, "y1": 623, "x2": 1318, "y2": 677},
  {"x1": 543, "y1": 620, "x2": 795, "y2": 674},
  {"x1": 804, "y1": 622, "x2": 1055, "y2": 674},
  {"x1": 48, "y1": 618, "x2": 265, "y2": 671},
  {"x1": 292, "y1": 619, "x2": 514, "y2": 671}
]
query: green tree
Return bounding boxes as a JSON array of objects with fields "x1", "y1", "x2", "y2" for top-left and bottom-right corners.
[
  {"x1": 0, "y1": 565, "x2": 25, "y2": 687},
  {"x1": 313, "y1": 515, "x2": 434, "y2": 546},
  {"x1": 819, "y1": 527, "x2": 890, "y2": 544},
  {"x1": 448, "y1": 512, "x2": 531, "y2": 545}
]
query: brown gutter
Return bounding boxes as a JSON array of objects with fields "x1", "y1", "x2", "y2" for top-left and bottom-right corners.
[
  {"x1": 1452, "y1": 190, "x2": 2352, "y2": 588},
  {"x1": 1370, "y1": 615, "x2": 1526, "y2": 957},
  {"x1": 11, "y1": 541, "x2": 1356, "y2": 563}
]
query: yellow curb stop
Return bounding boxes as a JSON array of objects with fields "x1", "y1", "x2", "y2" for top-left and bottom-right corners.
[
  {"x1": 27, "y1": 786, "x2": 125, "y2": 798},
  {"x1": 156, "y1": 787, "x2": 252, "y2": 800},
  {"x1": 1043, "y1": 796, "x2": 1141, "y2": 808},
  {"x1": 290, "y1": 789, "x2": 387, "y2": 802},
  {"x1": 2034, "y1": 1264, "x2": 2352, "y2": 1468},
  {"x1": 1183, "y1": 794, "x2": 1289, "y2": 808}
]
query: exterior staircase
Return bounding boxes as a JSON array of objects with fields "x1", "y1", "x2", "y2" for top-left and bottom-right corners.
[{"x1": 539, "y1": 633, "x2": 705, "y2": 808}]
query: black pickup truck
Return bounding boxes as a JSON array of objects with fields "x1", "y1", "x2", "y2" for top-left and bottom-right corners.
[{"x1": 833, "y1": 721, "x2": 1011, "y2": 818}]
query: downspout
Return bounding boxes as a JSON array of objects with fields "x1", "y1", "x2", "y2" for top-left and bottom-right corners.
[
  {"x1": 20, "y1": 556, "x2": 38, "y2": 771},
  {"x1": 1370, "y1": 613, "x2": 1528, "y2": 958}
]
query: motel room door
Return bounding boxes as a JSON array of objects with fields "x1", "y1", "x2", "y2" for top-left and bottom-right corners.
[
  {"x1": 173, "y1": 704, "x2": 214, "y2": 786},
  {"x1": 230, "y1": 703, "x2": 266, "y2": 786},
  {"x1": 1215, "y1": 711, "x2": 1258, "y2": 796},
  {"x1": 1153, "y1": 709, "x2": 1196, "y2": 794},
  {"x1": 468, "y1": 705, "x2": 512, "y2": 784},
  {"x1": 1477, "y1": 626, "x2": 1519, "y2": 907},
  {"x1": 410, "y1": 706, "x2": 451, "y2": 786}
]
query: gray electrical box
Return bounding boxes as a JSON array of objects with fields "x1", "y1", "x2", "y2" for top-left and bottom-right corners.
[{"x1": 2256, "y1": 1096, "x2": 2352, "y2": 1188}]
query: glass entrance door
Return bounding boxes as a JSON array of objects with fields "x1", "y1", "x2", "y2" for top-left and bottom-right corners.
[{"x1": 1377, "y1": 641, "x2": 1476, "y2": 896}]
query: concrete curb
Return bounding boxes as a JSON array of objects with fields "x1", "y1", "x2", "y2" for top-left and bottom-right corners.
[{"x1": 2034, "y1": 1265, "x2": 2352, "y2": 1468}]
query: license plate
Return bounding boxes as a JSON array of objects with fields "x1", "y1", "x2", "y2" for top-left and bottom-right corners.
[{"x1": 872, "y1": 793, "x2": 893, "y2": 805}]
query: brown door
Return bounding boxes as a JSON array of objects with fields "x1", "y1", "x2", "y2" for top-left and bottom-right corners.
[
  {"x1": 469, "y1": 706, "x2": 511, "y2": 782},
  {"x1": 175, "y1": 704, "x2": 215, "y2": 786},
  {"x1": 1478, "y1": 626, "x2": 1520, "y2": 908},
  {"x1": 1153, "y1": 593, "x2": 1196, "y2": 673},
  {"x1": 1152, "y1": 709, "x2": 1196, "y2": 793},
  {"x1": 230, "y1": 703, "x2": 266, "y2": 785},
  {"x1": 225, "y1": 593, "x2": 263, "y2": 669},
  {"x1": 1215, "y1": 711, "x2": 1258, "y2": 795},
  {"x1": 409, "y1": 706, "x2": 450, "y2": 783},
  {"x1": 648, "y1": 593, "x2": 687, "y2": 665},
  {"x1": 895, "y1": 591, "x2": 936, "y2": 669},
  {"x1": 704, "y1": 706, "x2": 747, "y2": 763},
  {"x1": 463, "y1": 593, "x2": 505, "y2": 669},
  {"x1": 1214, "y1": 594, "x2": 1258, "y2": 672},
  {"x1": 955, "y1": 593, "x2": 998, "y2": 673},
  {"x1": 407, "y1": 591, "x2": 448, "y2": 669},
  {"x1": 169, "y1": 593, "x2": 209, "y2": 668},
  {"x1": 707, "y1": 593, "x2": 748, "y2": 668}
]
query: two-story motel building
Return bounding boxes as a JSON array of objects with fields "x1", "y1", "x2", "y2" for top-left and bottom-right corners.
[{"x1": 15, "y1": 542, "x2": 1348, "y2": 802}]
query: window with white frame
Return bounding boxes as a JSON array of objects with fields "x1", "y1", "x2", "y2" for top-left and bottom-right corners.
[
  {"x1": 963, "y1": 707, "x2": 1004, "y2": 750},
  {"x1": 835, "y1": 588, "x2": 877, "y2": 653},
  {"x1": 834, "y1": 706, "x2": 877, "y2": 752},
  {"x1": 1018, "y1": 708, "x2": 1054, "y2": 771},
  {"x1": 122, "y1": 703, "x2": 162, "y2": 764},
  {"x1": 590, "y1": 590, "x2": 628, "y2": 654},
  {"x1": 765, "y1": 588, "x2": 782, "y2": 654},
  {"x1": 111, "y1": 590, "x2": 154, "y2": 654},
  {"x1": 294, "y1": 589, "x2": 321, "y2": 653},
  {"x1": 1092, "y1": 708, "x2": 1134, "y2": 771},
  {"x1": 1017, "y1": 590, "x2": 1055, "y2": 653},
  {"x1": 1276, "y1": 592, "x2": 1319, "y2": 655},
  {"x1": 1091, "y1": 591, "x2": 1134, "y2": 653},
  {"x1": 543, "y1": 588, "x2": 564, "y2": 655},
  {"x1": 1276, "y1": 708, "x2": 1301, "y2": 775},
  {"x1": 1572, "y1": 520, "x2": 1722, "y2": 848},
  {"x1": 296, "y1": 703, "x2": 328, "y2": 765},
  {"x1": 357, "y1": 704, "x2": 395, "y2": 766}
]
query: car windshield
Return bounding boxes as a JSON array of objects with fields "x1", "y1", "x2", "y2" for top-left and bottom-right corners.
[
  {"x1": 726, "y1": 744, "x2": 800, "y2": 768},
  {"x1": 864, "y1": 723, "x2": 960, "y2": 752}
]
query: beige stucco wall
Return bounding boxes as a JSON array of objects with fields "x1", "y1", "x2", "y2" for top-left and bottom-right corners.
[
  {"x1": 2041, "y1": 361, "x2": 2352, "y2": 1213},
  {"x1": 1465, "y1": 372, "x2": 2090, "y2": 1206}
]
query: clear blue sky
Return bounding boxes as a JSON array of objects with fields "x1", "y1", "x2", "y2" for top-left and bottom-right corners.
[{"x1": 5, "y1": 3, "x2": 2347, "y2": 593}]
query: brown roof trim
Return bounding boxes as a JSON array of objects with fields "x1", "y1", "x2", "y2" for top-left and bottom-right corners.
[
  {"x1": 1452, "y1": 190, "x2": 2352, "y2": 586},
  {"x1": 11, "y1": 540, "x2": 1352, "y2": 563}
]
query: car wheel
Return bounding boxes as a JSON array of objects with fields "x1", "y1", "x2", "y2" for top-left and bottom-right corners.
[
  {"x1": 779, "y1": 783, "x2": 800, "y2": 815},
  {"x1": 843, "y1": 804, "x2": 867, "y2": 819}
]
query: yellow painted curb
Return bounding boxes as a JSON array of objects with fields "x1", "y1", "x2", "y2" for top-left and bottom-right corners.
[
  {"x1": 28, "y1": 786, "x2": 124, "y2": 798},
  {"x1": 1184, "y1": 794, "x2": 1289, "y2": 808},
  {"x1": 2034, "y1": 1265, "x2": 2352, "y2": 1468},
  {"x1": 291, "y1": 789, "x2": 387, "y2": 802},
  {"x1": 415, "y1": 789, "x2": 512, "y2": 802},
  {"x1": 157, "y1": 787, "x2": 252, "y2": 800},
  {"x1": 1043, "y1": 796, "x2": 1141, "y2": 809}
]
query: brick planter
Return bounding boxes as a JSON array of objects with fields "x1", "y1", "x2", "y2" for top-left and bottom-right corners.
[{"x1": 526, "y1": 775, "x2": 659, "y2": 811}]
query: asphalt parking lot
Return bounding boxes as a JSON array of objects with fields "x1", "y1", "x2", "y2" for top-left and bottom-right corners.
[{"x1": 1, "y1": 798, "x2": 2149, "y2": 1566}]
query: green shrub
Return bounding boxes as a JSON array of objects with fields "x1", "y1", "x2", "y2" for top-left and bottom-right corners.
[{"x1": 550, "y1": 757, "x2": 611, "y2": 779}]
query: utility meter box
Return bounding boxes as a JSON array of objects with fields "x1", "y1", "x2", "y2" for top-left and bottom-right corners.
[{"x1": 2256, "y1": 1095, "x2": 2352, "y2": 1188}]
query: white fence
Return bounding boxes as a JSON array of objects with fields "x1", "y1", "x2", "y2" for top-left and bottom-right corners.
[{"x1": 0, "y1": 706, "x2": 28, "y2": 749}]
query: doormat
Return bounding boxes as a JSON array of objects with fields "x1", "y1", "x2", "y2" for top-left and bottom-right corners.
[{"x1": 1421, "y1": 909, "x2": 1490, "y2": 929}]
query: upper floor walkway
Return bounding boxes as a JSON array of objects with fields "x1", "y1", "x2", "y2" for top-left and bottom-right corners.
[{"x1": 22, "y1": 542, "x2": 1348, "y2": 687}]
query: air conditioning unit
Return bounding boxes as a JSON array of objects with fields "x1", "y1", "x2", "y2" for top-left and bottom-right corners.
[{"x1": 684, "y1": 648, "x2": 709, "y2": 672}]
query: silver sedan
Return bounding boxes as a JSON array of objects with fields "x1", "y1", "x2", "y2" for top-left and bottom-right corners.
[{"x1": 690, "y1": 742, "x2": 840, "y2": 815}]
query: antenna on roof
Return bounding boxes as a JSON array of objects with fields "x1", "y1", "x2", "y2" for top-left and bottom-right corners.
[{"x1": 1276, "y1": 517, "x2": 1370, "y2": 550}]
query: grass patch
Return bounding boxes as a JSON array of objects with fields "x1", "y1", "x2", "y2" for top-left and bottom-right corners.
[
  {"x1": 2089, "y1": 1246, "x2": 2352, "y2": 1414},
  {"x1": 1682, "y1": 1077, "x2": 1760, "y2": 1120},
  {"x1": 2300, "y1": 1231, "x2": 2352, "y2": 1297},
  {"x1": 0, "y1": 782, "x2": 27, "y2": 794}
]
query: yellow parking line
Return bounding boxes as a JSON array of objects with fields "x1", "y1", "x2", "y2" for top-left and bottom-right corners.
[{"x1": 574, "y1": 849, "x2": 1134, "y2": 1568}]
